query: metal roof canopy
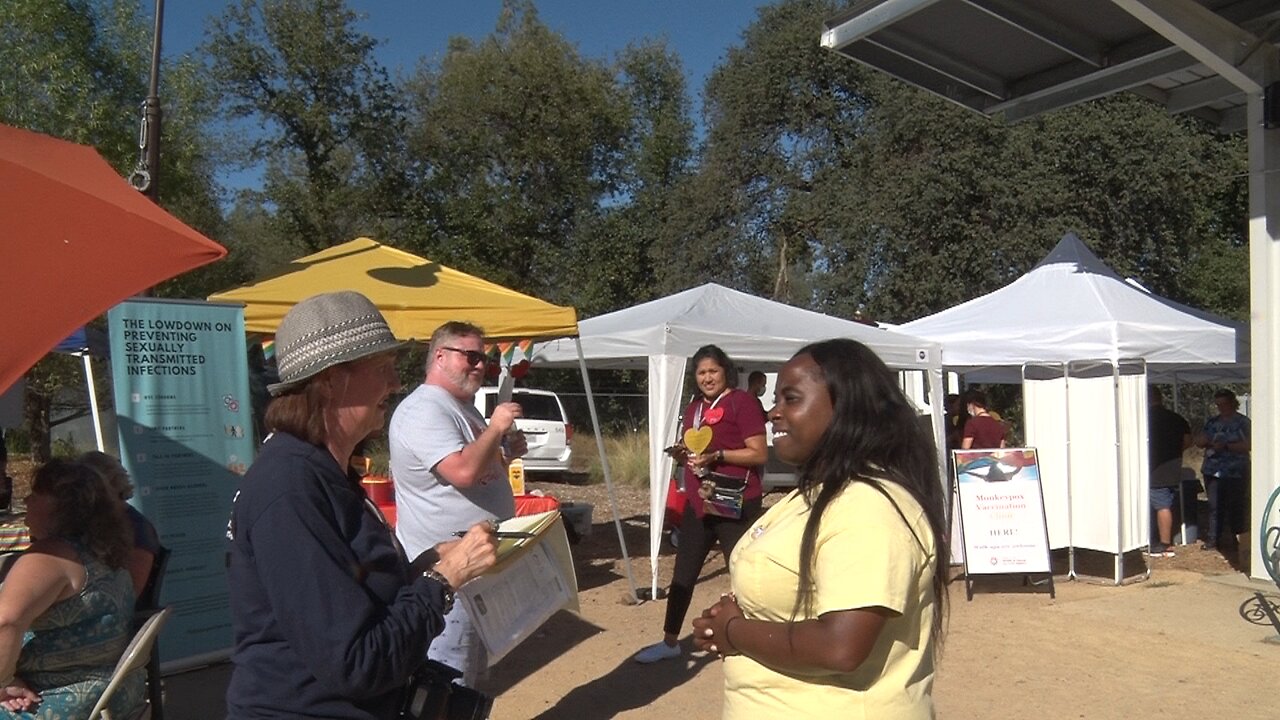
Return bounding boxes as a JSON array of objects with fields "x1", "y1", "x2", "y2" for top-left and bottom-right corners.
[
  {"x1": 822, "y1": 0, "x2": 1280, "y2": 583},
  {"x1": 821, "y1": 0, "x2": 1280, "y2": 132}
]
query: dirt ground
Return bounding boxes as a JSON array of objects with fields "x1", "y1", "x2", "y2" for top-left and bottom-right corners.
[
  {"x1": 488, "y1": 476, "x2": 1279, "y2": 720},
  {"x1": 8, "y1": 464, "x2": 1277, "y2": 719}
]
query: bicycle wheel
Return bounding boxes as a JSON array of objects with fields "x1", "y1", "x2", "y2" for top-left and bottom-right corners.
[{"x1": 1259, "y1": 485, "x2": 1280, "y2": 587}]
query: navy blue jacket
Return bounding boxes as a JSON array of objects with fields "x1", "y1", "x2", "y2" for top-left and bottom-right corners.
[{"x1": 226, "y1": 432, "x2": 449, "y2": 719}]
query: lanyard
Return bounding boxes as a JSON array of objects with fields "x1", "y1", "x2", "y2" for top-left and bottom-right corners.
[{"x1": 692, "y1": 389, "x2": 730, "y2": 429}]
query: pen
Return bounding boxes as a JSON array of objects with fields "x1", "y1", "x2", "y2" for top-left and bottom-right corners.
[{"x1": 453, "y1": 530, "x2": 535, "y2": 539}]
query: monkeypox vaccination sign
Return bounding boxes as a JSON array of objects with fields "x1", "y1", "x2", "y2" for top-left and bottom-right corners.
[
  {"x1": 109, "y1": 298, "x2": 254, "y2": 668},
  {"x1": 953, "y1": 448, "x2": 1052, "y2": 576}
]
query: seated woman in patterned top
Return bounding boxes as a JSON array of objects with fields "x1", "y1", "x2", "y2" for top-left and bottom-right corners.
[{"x1": 0, "y1": 459, "x2": 143, "y2": 719}]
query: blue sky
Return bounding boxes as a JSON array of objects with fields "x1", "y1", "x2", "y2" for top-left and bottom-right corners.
[{"x1": 162, "y1": 1, "x2": 779, "y2": 194}]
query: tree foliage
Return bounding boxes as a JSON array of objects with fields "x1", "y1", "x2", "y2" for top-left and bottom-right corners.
[
  {"x1": 676, "y1": 0, "x2": 1248, "y2": 325},
  {"x1": 843, "y1": 86, "x2": 1247, "y2": 322},
  {"x1": 1, "y1": 0, "x2": 227, "y2": 460},
  {"x1": 654, "y1": 0, "x2": 877, "y2": 303},
  {"x1": 204, "y1": 0, "x2": 407, "y2": 251},
  {"x1": 402, "y1": 1, "x2": 632, "y2": 308}
]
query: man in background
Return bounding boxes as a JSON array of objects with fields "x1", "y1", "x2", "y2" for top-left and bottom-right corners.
[
  {"x1": 1147, "y1": 386, "x2": 1191, "y2": 557},
  {"x1": 390, "y1": 321, "x2": 526, "y2": 688},
  {"x1": 747, "y1": 371, "x2": 768, "y2": 420}
]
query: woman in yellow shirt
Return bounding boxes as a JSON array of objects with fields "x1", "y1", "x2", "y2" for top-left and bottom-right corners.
[{"x1": 693, "y1": 338, "x2": 949, "y2": 719}]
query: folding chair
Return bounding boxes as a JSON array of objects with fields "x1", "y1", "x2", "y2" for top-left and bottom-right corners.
[
  {"x1": 134, "y1": 546, "x2": 171, "y2": 720},
  {"x1": 88, "y1": 606, "x2": 172, "y2": 720}
]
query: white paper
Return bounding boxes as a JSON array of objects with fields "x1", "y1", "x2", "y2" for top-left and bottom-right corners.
[
  {"x1": 457, "y1": 511, "x2": 578, "y2": 664},
  {"x1": 496, "y1": 370, "x2": 514, "y2": 404}
]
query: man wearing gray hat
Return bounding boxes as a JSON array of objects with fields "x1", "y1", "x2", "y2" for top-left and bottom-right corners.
[
  {"x1": 390, "y1": 320, "x2": 527, "y2": 689},
  {"x1": 226, "y1": 291, "x2": 498, "y2": 719}
]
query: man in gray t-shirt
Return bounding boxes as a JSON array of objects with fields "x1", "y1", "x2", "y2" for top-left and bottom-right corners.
[{"x1": 389, "y1": 321, "x2": 525, "y2": 688}]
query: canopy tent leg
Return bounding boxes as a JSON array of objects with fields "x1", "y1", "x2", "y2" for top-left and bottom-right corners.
[
  {"x1": 575, "y1": 337, "x2": 638, "y2": 601},
  {"x1": 647, "y1": 355, "x2": 687, "y2": 599},
  {"x1": 82, "y1": 353, "x2": 105, "y2": 452},
  {"x1": 926, "y1": 367, "x2": 948, "y2": 517},
  {"x1": 1061, "y1": 364, "x2": 1077, "y2": 580},
  {"x1": 1113, "y1": 362, "x2": 1124, "y2": 586}
]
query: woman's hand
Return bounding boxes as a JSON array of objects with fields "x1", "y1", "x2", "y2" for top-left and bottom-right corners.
[
  {"x1": 433, "y1": 522, "x2": 498, "y2": 588},
  {"x1": 687, "y1": 452, "x2": 718, "y2": 471},
  {"x1": 692, "y1": 594, "x2": 744, "y2": 656},
  {"x1": 664, "y1": 442, "x2": 689, "y2": 465},
  {"x1": 0, "y1": 678, "x2": 40, "y2": 713}
]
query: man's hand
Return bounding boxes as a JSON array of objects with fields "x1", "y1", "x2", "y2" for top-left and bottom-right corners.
[
  {"x1": 489, "y1": 402, "x2": 523, "y2": 434},
  {"x1": 503, "y1": 431, "x2": 529, "y2": 460}
]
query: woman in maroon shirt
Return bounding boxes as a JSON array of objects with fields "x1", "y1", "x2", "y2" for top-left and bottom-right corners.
[{"x1": 635, "y1": 345, "x2": 768, "y2": 663}]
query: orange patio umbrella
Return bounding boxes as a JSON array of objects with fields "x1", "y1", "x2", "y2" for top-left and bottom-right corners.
[{"x1": 0, "y1": 123, "x2": 227, "y2": 394}]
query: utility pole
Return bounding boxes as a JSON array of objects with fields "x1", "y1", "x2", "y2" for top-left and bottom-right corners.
[{"x1": 132, "y1": 0, "x2": 164, "y2": 201}]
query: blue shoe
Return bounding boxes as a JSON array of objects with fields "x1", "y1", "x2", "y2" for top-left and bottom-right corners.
[{"x1": 634, "y1": 641, "x2": 681, "y2": 664}]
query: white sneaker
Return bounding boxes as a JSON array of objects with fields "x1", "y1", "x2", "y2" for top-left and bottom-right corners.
[{"x1": 634, "y1": 641, "x2": 681, "y2": 664}]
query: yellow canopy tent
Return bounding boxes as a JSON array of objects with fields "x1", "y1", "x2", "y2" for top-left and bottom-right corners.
[
  {"x1": 208, "y1": 237, "x2": 579, "y2": 340},
  {"x1": 209, "y1": 237, "x2": 641, "y2": 599}
]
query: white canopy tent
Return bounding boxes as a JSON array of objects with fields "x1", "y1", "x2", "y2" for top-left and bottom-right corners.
[
  {"x1": 903, "y1": 233, "x2": 1249, "y2": 581},
  {"x1": 901, "y1": 233, "x2": 1249, "y2": 382},
  {"x1": 530, "y1": 283, "x2": 945, "y2": 596}
]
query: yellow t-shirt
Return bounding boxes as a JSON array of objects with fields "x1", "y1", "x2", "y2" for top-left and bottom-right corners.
[{"x1": 724, "y1": 480, "x2": 937, "y2": 720}]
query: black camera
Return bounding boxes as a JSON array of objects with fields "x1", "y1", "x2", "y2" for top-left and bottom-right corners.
[{"x1": 401, "y1": 660, "x2": 493, "y2": 720}]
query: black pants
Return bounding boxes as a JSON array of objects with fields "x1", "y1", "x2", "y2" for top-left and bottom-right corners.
[
  {"x1": 663, "y1": 498, "x2": 762, "y2": 637},
  {"x1": 1205, "y1": 475, "x2": 1247, "y2": 548}
]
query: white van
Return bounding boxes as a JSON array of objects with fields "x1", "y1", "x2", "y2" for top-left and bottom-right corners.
[{"x1": 474, "y1": 388, "x2": 573, "y2": 474}]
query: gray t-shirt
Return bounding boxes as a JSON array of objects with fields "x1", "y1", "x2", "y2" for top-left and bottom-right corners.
[{"x1": 390, "y1": 384, "x2": 516, "y2": 559}]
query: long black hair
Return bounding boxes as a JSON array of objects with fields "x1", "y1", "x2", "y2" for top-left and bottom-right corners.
[
  {"x1": 691, "y1": 344, "x2": 738, "y2": 388},
  {"x1": 790, "y1": 339, "x2": 948, "y2": 653}
]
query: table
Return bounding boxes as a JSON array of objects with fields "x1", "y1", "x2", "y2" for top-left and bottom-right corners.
[{"x1": 0, "y1": 518, "x2": 31, "y2": 553}]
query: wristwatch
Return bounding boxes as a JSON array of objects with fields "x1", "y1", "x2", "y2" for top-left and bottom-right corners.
[
  {"x1": 717, "y1": 449, "x2": 725, "y2": 463},
  {"x1": 421, "y1": 567, "x2": 455, "y2": 615}
]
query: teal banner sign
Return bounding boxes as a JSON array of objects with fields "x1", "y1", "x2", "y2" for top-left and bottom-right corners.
[{"x1": 108, "y1": 299, "x2": 253, "y2": 668}]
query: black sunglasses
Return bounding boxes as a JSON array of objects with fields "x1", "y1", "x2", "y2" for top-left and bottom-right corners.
[{"x1": 442, "y1": 346, "x2": 490, "y2": 367}]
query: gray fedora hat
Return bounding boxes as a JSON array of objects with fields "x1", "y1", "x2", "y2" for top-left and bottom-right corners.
[{"x1": 268, "y1": 291, "x2": 402, "y2": 396}]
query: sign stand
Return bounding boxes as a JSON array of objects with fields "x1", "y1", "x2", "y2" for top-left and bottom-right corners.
[{"x1": 953, "y1": 447, "x2": 1055, "y2": 600}]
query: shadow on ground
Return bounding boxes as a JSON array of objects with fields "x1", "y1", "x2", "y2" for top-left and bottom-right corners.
[
  {"x1": 521, "y1": 637, "x2": 715, "y2": 720},
  {"x1": 571, "y1": 513, "x2": 675, "y2": 592},
  {"x1": 484, "y1": 609, "x2": 605, "y2": 696}
]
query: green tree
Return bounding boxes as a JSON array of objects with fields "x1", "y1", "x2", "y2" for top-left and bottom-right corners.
[
  {"x1": 654, "y1": 0, "x2": 874, "y2": 304},
  {"x1": 844, "y1": 87, "x2": 1247, "y2": 322},
  {"x1": 564, "y1": 40, "x2": 696, "y2": 315},
  {"x1": 1, "y1": 0, "x2": 226, "y2": 461},
  {"x1": 401, "y1": 1, "x2": 632, "y2": 302},
  {"x1": 672, "y1": 0, "x2": 1247, "y2": 325},
  {"x1": 204, "y1": 0, "x2": 407, "y2": 252}
]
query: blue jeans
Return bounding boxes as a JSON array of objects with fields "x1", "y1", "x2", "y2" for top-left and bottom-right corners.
[{"x1": 1204, "y1": 476, "x2": 1245, "y2": 548}]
